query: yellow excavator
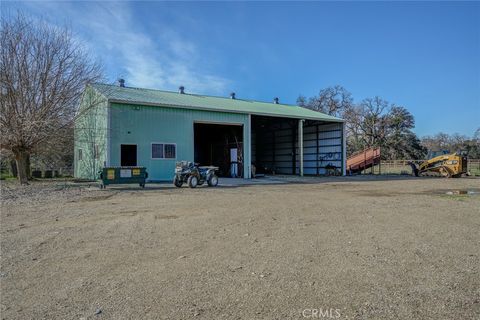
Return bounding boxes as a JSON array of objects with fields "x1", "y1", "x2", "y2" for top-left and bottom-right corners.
[{"x1": 409, "y1": 151, "x2": 468, "y2": 178}]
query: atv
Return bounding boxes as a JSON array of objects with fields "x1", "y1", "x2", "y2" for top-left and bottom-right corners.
[{"x1": 173, "y1": 161, "x2": 219, "y2": 188}]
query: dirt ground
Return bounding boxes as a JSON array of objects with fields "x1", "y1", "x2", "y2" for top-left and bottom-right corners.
[{"x1": 1, "y1": 176, "x2": 479, "y2": 320}]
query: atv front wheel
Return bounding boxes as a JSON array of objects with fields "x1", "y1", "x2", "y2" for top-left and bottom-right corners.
[
  {"x1": 173, "y1": 175, "x2": 183, "y2": 187},
  {"x1": 187, "y1": 175, "x2": 198, "y2": 188}
]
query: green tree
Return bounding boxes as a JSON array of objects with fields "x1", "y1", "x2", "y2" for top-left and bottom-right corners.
[
  {"x1": 383, "y1": 106, "x2": 426, "y2": 159},
  {"x1": 297, "y1": 85, "x2": 353, "y2": 118}
]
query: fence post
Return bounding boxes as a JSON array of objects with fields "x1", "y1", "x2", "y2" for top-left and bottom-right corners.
[{"x1": 364, "y1": 150, "x2": 366, "y2": 175}]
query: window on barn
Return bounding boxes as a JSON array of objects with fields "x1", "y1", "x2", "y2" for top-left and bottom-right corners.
[
  {"x1": 78, "y1": 149, "x2": 83, "y2": 160},
  {"x1": 152, "y1": 143, "x2": 176, "y2": 159},
  {"x1": 152, "y1": 143, "x2": 164, "y2": 159},
  {"x1": 164, "y1": 144, "x2": 176, "y2": 159}
]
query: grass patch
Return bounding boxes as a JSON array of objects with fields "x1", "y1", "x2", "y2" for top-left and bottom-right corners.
[
  {"x1": 0, "y1": 174, "x2": 16, "y2": 180},
  {"x1": 469, "y1": 168, "x2": 480, "y2": 176}
]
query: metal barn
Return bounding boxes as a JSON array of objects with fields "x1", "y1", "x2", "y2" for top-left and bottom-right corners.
[{"x1": 74, "y1": 82, "x2": 345, "y2": 181}]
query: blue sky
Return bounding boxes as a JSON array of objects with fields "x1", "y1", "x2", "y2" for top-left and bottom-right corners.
[{"x1": 3, "y1": 1, "x2": 479, "y2": 137}]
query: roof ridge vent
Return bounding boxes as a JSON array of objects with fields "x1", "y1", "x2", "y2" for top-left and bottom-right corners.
[
  {"x1": 230, "y1": 92, "x2": 236, "y2": 99},
  {"x1": 273, "y1": 97, "x2": 279, "y2": 104},
  {"x1": 179, "y1": 86, "x2": 185, "y2": 94},
  {"x1": 118, "y1": 78, "x2": 125, "y2": 87}
]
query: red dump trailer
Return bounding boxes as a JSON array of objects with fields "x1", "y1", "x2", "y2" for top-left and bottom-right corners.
[{"x1": 346, "y1": 147, "x2": 381, "y2": 174}]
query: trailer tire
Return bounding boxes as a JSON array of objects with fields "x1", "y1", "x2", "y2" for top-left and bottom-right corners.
[{"x1": 188, "y1": 175, "x2": 198, "y2": 188}]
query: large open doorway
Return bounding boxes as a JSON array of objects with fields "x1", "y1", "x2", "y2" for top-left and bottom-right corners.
[
  {"x1": 194, "y1": 123, "x2": 243, "y2": 177},
  {"x1": 251, "y1": 115, "x2": 344, "y2": 176},
  {"x1": 251, "y1": 116, "x2": 296, "y2": 175}
]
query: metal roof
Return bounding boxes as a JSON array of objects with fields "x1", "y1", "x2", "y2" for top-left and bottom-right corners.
[{"x1": 90, "y1": 83, "x2": 344, "y2": 122}]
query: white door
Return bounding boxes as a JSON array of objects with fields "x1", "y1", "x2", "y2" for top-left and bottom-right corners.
[{"x1": 230, "y1": 148, "x2": 238, "y2": 177}]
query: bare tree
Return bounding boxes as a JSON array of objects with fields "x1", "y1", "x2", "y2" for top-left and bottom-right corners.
[
  {"x1": 30, "y1": 125, "x2": 74, "y2": 174},
  {"x1": 421, "y1": 132, "x2": 451, "y2": 151},
  {"x1": 0, "y1": 13, "x2": 102, "y2": 184},
  {"x1": 297, "y1": 85, "x2": 353, "y2": 118},
  {"x1": 357, "y1": 97, "x2": 390, "y2": 147},
  {"x1": 343, "y1": 104, "x2": 365, "y2": 155},
  {"x1": 421, "y1": 131, "x2": 480, "y2": 158}
]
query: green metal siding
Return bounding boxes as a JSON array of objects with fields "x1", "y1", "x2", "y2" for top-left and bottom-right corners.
[
  {"x1": 109, "y1": 103, "x2": 250, "y2": 181},
  {"x1": 74, "y1": 84, "x2": 345, "y2": 181},
  {"x1": 74, "y1": 87, "x2": 108, "y2": 179}
]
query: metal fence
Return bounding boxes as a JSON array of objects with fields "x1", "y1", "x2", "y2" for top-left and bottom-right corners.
[{"x1": 362, "y1": 159, "x2": 480, "y2": 176}]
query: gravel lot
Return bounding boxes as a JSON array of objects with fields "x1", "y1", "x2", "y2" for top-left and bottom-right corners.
[{"x1": 1, "y1": 176, "x2": 479, "y2": 319}]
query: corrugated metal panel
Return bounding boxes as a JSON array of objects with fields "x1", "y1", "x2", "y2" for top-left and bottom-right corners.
[
  {"x1": 91, "y1": 83, "x2": 344, "y2": 122},
  {"x1": 254, "y1": 121, "x2": 343, "y2": 175},
  {"x1": 296, "y1": 123, "x2": 343, "y2": 175},
  {"x1": 74, "y1": 87, "x2": 109, "y2": 179},
  {"x1": 109, "y1": 103, "x2": 249, "y2": 181},
  {"x1": 251, "y1": 131, "x2": 257, "y2": 163}
]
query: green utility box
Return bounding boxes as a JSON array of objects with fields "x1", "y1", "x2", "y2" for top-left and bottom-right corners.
[{"x1": 99, "y1": 167, "x2": 148, "y2": 189}]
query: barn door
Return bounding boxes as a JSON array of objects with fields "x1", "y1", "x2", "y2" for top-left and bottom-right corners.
[{"x1": 121, "y1": 144, "x2": 137, "y2": 166}]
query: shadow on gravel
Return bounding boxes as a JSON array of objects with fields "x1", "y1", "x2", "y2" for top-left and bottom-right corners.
[{"x1": 92, "y1": 175, "x2": 434, "y2": 192}]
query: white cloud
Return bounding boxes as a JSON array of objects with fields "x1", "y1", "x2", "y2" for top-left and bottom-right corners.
[{"x1": 12, "y1": 1, "x2": 230, "y2": 94}]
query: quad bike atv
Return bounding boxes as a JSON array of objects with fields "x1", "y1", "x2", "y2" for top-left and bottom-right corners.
[
  {"x1": 409, "y1": 151, "x2": 468, "y2": 178},
  {"x1": 173, "y1": 161, "x2": 219, "y2": 188}
]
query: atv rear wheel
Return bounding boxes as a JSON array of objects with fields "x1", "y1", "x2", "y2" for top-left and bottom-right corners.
[
  {"x1": 188, "y1": 175, "x2": 198, "y2": 188},
  {"x1": 173, "y1": 175, "x2": 183, "y2": 187},
  {"x1": 207, "y1": 174, "x2": 219, "y2": 187}
]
